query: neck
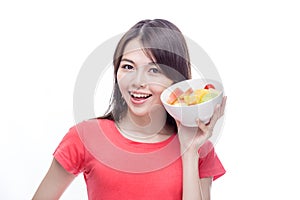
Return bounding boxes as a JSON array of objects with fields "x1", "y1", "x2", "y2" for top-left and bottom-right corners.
[
  {"x1": 116, "y1": 109, "x2": 174, "y2": 142},
  {"x1": 128, "y1": 111, "x2": 152, "y2": 127},
  {"x1": 119, "y1": 112, "x2": 163, "y2": 134}
]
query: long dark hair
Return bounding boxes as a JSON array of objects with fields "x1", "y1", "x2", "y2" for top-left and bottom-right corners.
[{"x1": 98, "y1": 19, "x2": 192, "y2": 128}]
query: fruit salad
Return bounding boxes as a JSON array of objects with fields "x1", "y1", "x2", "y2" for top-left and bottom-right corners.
[{"x1": 167, "y1": 84, "x2": 220, "y2": 106}]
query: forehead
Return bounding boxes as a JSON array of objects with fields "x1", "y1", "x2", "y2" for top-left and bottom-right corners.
[
  {"x1": 122, "y1": 39, "x2": 156, "y2": 63},
  {"x1": 123, "y1": 39, "x2": 142, "y2": 54}
]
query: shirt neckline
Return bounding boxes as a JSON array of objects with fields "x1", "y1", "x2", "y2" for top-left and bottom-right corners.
[{"x1": 99, "y1": 119, "x2": 177, "y2": 151}]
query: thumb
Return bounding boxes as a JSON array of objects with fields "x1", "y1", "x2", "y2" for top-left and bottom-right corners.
[{"x1": 175, "y1": 119, "x2": 181, "y2": 128}]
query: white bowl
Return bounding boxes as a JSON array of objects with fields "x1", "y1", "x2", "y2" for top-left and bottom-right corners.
[{"x1": 161, "y1": 78, "x2": 224, "y2": 127}]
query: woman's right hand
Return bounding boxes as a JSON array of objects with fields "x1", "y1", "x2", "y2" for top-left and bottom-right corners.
[{"x1": 176, "y1": 96, "x2": 227, "y2": 155}]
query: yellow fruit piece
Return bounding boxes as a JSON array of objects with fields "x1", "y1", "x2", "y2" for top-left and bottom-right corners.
[
  {"x1": 194, "y1": 89, "x2": 209, "y2": 103},
  {"x1": 183, "y1": 95, "x2": 198, "y2": 105},
  {"x1": 201, "y1": 89, "x2": 219, "y2": 102},
  {"x1": 172, "y1": 99, "x2": 178, "y2": 105}
]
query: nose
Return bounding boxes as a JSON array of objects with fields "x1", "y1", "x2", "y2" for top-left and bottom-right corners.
[{"x1": 132, "y1": 68, "x2": 147, "y2": 88}]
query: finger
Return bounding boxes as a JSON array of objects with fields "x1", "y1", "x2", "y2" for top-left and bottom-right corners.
[
  {"x1": 196, "y1": 118, "x2": 213, "y2": 140},
  {"x1": 175, "y1": 119, "x2": 181, "y2": 128},
  {"x1": 209, "y1": 103, "x2": 221, "y2": 128},
  {"x1": 196, "y1": 97, "x2": 225, "y2": 134},
  {"x1": 220, "y1": 96, "x2": 227, "y2": 116},
  {"x1": 196, "y1": 118, "x2": 209, "y2": 133},
  {"x1": 197, "y1": 102, "x2": 220, "y2": 132}
]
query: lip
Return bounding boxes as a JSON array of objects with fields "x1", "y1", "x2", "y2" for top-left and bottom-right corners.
[
  {"x1": 130, "y1": 96, "x2": 149, "y2": 104},
  {"x1": 129, "y1": 91, "x2": 152, "y2": 105}
]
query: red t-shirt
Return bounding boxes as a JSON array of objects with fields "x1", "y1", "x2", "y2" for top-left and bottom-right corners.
[{"x1": 54, "y1": 119, "x2": 225, "y2": 199}]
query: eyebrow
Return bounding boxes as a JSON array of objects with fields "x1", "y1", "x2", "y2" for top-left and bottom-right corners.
[
  {"x1": 121, "y1": 58, "x2": 158, "y2": 66},
  {"x1": 121, "y1": 58, "x2": 135, "y2": 64}
]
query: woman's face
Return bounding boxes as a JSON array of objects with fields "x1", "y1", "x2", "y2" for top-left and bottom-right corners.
[{"x1": 117, "y1": 39, "x2": 173, "y2": 119}]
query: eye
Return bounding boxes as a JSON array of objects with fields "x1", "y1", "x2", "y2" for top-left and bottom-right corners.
[
  {"x1": 149, "y1": 67, "x2": 161, "y2": 74},
  {"x1": 121, "y1": 64, "x2": 134, "y2": 70}
]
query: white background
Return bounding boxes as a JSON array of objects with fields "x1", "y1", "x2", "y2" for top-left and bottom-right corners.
[{"x1": 1, "y1": 0, "x2": 300, "y2": 199}]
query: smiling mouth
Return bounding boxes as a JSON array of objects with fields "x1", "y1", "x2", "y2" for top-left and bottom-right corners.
[{"x1": 129, "y1": 92, "x2": 152, "y2": 99}]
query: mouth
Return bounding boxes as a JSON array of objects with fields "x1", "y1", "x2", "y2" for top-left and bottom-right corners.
[{"x1": 129, "y1": 91, "x2": 152, "y2": 103}]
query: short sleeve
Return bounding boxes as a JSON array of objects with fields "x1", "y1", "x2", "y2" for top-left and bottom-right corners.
[
  {"x1": 198, "y1": 141, "x2": 226, "y2": 181},
  {"x1": 53, "y1": 126, "x2": 85, "y2": 175}
]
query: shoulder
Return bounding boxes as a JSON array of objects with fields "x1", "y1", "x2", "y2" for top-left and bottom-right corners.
[
  {"x1": 59, "y1": 119, "x2": 114, "y2": 146},
  {"x1": 74, "y1": 118, "x2": 115, "y2": 137},
  {"x1": 54, "y1": 119, "x2": 115, "y2": 160},
  {"x1": 73, "y1": 118, "x2": 116, "y2": 147}
]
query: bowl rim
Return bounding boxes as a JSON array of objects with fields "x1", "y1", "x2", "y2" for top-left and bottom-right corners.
[{"x1": 160, "y1": 78, "x2": 223, "y2": 108}]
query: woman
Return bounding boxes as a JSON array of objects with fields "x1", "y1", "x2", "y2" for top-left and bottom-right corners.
[{"x1": 33, "y1": 19, "x2": 227, "y2": 200}]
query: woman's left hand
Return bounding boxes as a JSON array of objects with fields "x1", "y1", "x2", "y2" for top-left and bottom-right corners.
[{"x1": 177, "y1": 96, "x2": 227, "y2": 155}]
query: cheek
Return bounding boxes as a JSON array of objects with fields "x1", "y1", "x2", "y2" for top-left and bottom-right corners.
[
  {"x1": 150, "y1": 78, "x2": 172, "y2": 95},
  {"x1": 151, "y1": 85, "x2": 168, "y2": 96},
  {"x1": 116, "y1": 71, "x2": 126, "y2": 94},
  {"x1": 116, "y1": 70, "x2": 123, "y2": 81},
  {"x1": 117, "y1": 71, "x2": 127, "y2": 88},
  {"x1": 117, "y1": 69, "x2": 132, "y2": 85},
  {"x1": 153, "y1": 78, "x2": 173, "y2": 91},
  {"x1": 150, "y1": 76, "x2": 173, "y2": 88}
]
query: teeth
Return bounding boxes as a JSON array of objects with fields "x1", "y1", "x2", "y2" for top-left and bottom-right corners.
[{"x1": 130, "y1": 92, "x2": 151, "y2": 98}]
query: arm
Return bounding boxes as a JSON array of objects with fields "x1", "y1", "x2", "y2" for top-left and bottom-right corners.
[
  {"x1": 32, "y1": 158, "x2": 76, "y2": 200},
  {"x1": 181, "y1": 150, "x2": 212, "y2": 200},
  {"x1": 182, "y1": 149, "x2": 212, "y2": 200},
  {"x1": 179, "y1": 96, "x2": 226, "y2": 200}
]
